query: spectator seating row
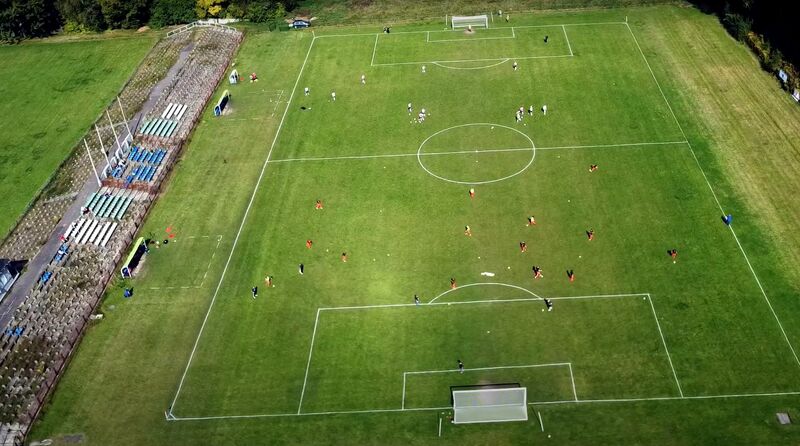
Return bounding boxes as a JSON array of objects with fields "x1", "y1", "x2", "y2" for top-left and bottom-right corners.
[
  {"x1": 127, "y1": 146, "x2": 167, "y2": 165},
  {"x1": 126, "y1": 165, "x2": 159, "y2": 185},
  {"x1": 161, "y1": 102, "x2": 188, "y2": 121},
  {"x1": 64, "y1": 219, "x2": 118, "y2": 247},
  {"x1": 52, "y1": 243, "x2": 69, "y2": 264},
  {"x1": 84, "y1": 192, "x2": 133, "y2": 220},
  {"x1": 139, "y1": 119, "x2": 178, "y2": 138}
]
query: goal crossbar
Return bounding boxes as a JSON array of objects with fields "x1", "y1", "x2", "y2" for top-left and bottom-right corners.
[{"x1": 451, "y1": 15, "x2": 489, "y2": 30}]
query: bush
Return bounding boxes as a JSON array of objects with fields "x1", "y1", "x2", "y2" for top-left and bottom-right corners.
[
  {"x1": 723, "y1": 12, "x2": 752, "y2": 41},
  {"x1": 248, "y1": 0, "x2": 285, "y2": 23}
]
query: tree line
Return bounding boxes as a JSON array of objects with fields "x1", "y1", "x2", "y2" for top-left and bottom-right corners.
[
  {"x1": 690, "y1": 0, "x2": 800, "y2": 91},
  {"x1": 0, "y1": 0, "x2": 297, "y2": 42}
]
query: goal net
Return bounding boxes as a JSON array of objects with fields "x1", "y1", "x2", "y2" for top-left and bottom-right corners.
[
  {"x1": 452, "y1": 387, "x2": 528, "y2": 424},
  {"x1": 451, "y1": 15, "x2": 489, "y2": 30}
]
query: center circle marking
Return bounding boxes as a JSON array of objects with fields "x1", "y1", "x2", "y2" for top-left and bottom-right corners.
[{"x1": 416, "y1": 123, "x2": 536, "y2": 185}]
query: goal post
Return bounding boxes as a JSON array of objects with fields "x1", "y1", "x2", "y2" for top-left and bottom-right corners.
[
  {"x1": 452, "y1": 387, "x2": 528, "y2": 424},
  {"x1": 451, "y1": 14, "x2": 489, "y2": 30}
]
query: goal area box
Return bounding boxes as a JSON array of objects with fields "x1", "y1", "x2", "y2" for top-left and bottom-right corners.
[{"x1": 452, "y1": 386, "x2": 528, "y2": 424}]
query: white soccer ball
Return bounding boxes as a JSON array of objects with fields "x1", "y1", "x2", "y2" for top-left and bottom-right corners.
[
  {"x1": 507, "y1": 266, "x2": 511, "y2": 269},
  {"x1": 579, "y1": 255, "x2": 582, "y2": 258}
]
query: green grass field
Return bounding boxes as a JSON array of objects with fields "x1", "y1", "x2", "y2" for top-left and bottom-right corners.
[
  {"x1": 0, "y1": 35, "x2": 154, "y2": 238},
  {"x1": 29, "y1": 6, "x2": 800, "y2": 445}
]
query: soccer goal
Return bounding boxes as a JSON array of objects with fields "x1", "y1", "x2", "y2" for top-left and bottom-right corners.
[
  {"x1": 452, "y1": 387, "x2": 528, "y2": 424},
  {"x1": 451, "y1": 15, "x2": 489, "y2": 30}
]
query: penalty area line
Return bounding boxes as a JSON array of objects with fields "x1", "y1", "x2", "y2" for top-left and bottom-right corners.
[{"x1": 647, "y1": 294, "x2": 683, "y2": 398}]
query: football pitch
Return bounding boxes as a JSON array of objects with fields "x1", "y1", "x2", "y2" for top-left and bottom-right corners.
[
  {"x1": 30, "y1": 6, "x2": 800, "y2": 445},
  {"x1": 163, "y1": 18, "x2": 800, "y2": 420}
]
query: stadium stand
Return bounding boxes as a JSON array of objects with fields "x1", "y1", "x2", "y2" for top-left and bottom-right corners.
[{"x1": 0, "y1": 25, "x2": 243, "y2": 445}]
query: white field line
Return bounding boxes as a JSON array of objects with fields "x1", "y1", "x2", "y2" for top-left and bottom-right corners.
[
  {"x1": 537, "y1": 411, "x2": 544, "y2": 431},
  {"x1": 537, "y1": 140, "x2": 688, "y2": 151},
  {"x1": 270, "y1": 90, "x2": 284, "y2": 117},
  {"x1": 297, "y1": 308, "x2": 321, "y2": 414},
  {"x1": 370, "y1": 34, "x2": 378, "y2": 66},
  {"x1": 562, "y1": 25, "x2": 573, "y2": 56},
  {"x1": 401, "y1": 373, "x2": 407, "y2": 409},
  {"x1": 405, "y1": 363, "x2": 571, "y2": 375},
  {"x1": 148, "y1": 234, "x2": 222, "y2": 291},
  {"x1": 428, "y1": 282, "x2": 540, "y2": 304},
  {"x1": 530, "y1": 390, "x2": 800, "y2": 406},
  {"x1": 266, "y1": 140, "x2": 688, "y2": 164},
  {"x1": 568, "y1": 363, "x2": 578, "y2": 401},
  {"x1": 432, "y1": 59, "x2": 510, "y2": 70},
  {"x1": 315, "y1": 292, "x2": 646, "y2": 314},
  {"x1": 426, "y1": 32, "x2": 517, "y2": 43},
  {"x1": 647, "y1": 294, "x2": 683, "y2": 397},
  {"x1": 165, "y1": 390, "x2": 800, "y2": 421},
  {"x1": 373, "y1": 53, "x2": 572, "y2": 67},
  {"x1": 167, "y1": 35, "x2": 318, "y2": 416},
  {"x1": 169, "y1": 405, "x2": 453, "y2": 421},
  {"x1": 313, "y1": 21, "x2": 627, "y2": 39},
  {"x1": 625, "y1": 22, "x2": 800, "y2": 368},
  {"x1": 199, "y1": 235, "x2": 223, "y2": 287}
]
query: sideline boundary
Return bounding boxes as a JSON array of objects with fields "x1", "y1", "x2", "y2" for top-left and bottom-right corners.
[
  {"x1": 314, "y1": 21, "x2": 627, "y2": 39},
  {"x1": 166, "y1": 34, "x2": 319, "y2": 417},
  {"x1": 625, "y1": 22, "x2": 800, "y2": 368}
]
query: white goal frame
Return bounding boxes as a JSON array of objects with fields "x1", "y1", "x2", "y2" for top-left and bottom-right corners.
[
  {"x1": 451, "y1": 15, "x2": 489, "y2": 30},
  {"x1": 452, "y1": 387, "x2": 528, "y2": 424}
]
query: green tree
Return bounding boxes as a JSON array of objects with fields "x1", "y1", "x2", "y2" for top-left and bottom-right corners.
[
  {"x1": 195, "y1": 0, "x2": 226, "y2": 19},
  {"x1": 247, "y1": 0, "x2": 285, "y2": 24},
  {"x1": 98, "y1": 0, "x2": 151, "y2": 29},
  {"x1": 0, "y1": 0, "x2": 62, "y2": 42},
  {"x1": 58, "y1": 0, "x2": 106, "y2": 31},
  {"x1": 150, "y1": 0, "x2": 194, "y2": 27}
]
